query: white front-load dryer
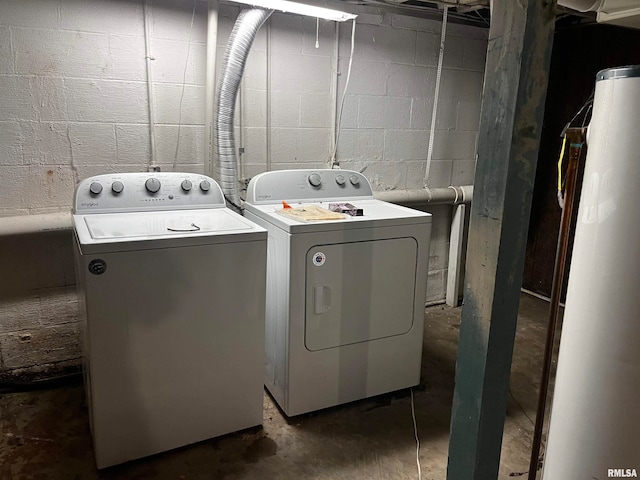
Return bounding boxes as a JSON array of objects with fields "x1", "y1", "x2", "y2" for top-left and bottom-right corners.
[
  {"x1": 73, "y1": 172, "x2": 267, "y2": 468},
  {"x1": 244, "y1": 169, "x2": 432, "y2": 416}
]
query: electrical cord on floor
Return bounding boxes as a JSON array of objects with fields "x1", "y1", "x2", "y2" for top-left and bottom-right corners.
[
  {"x1": 410, "y1": 388, "x2": 422, "y2": 480},
  {"x1": 0, "y1": 372, "x2": 82, "y2": 395}
]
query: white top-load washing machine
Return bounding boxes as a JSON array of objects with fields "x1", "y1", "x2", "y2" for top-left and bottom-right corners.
[
  {"x1": 73, "y1": 172, "x2": 267, "y2": 468},
  {"x1": 244, "y1": 169, "x2": 432, "y2": 416}
]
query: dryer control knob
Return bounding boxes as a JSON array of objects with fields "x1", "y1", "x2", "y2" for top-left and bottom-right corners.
[
  {"x1": 308, "y1": 173, "x2": 322, "y2": 187},
  {"x1": 181, "y1": 179, "x2": 192, "y2": 192},
  {"x1": 200, "y1": 180, "x2": 211, "y2": 192},
  {"x1": 349, "y1": 175, "x2": 360, "y2": 186},
  {"x1": 335, "y1": 175, "x2": 345, "y2": 185},
  {"x1": 111, "y1": 181, "x2": 124, "y2": 194},
  {"x1": 89, "y1": 182, "x2": 103, "y2": 195},
  {"x1": 145, "y1": 178, "x2": 161, "y2": 193}
]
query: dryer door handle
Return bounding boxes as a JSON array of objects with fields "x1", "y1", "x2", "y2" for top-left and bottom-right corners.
[{"x1": 313, "y1": 285, "x2": 332, "y2": 314}]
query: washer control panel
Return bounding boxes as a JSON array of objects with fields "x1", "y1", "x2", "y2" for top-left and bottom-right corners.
[
  {"x1": 74, "y1": 172, "x2": 225, "y2": 213},
  {"x1": 246, "y1": 169, "x2": 374, "y2": 204}
]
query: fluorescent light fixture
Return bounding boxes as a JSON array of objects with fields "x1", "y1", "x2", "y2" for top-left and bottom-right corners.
[{"x1": 229, "y1": 0, "x2": 357, "y2": 21}]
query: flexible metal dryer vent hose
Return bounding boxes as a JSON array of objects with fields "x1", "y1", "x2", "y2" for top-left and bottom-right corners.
[{"x1": 215, "y1": 8, "x2": 273, "y2": 206}]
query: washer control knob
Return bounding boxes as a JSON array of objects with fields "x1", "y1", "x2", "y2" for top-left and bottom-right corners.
[
  {"x1": 145, "y1": 178, "x2": 161, "y2": 194},
  {"x1": 308, "y1": 173, "x2": 322, "y2": 188},
  {"x1": 111, "y1": 181, "x2": 124, "y2": 194},
  {"x1": 349, "y1": 175, "x2": 360, "y2": 186},
  {"x1": 335, "y1": 174, "x2": 345, "y2": 185},
  {"x1": 200, "y1": 180, "x2": 211, "y2": 192},
  {"x1": 89, "y1": 182, "x2": 103, "y2": 195},
  {"x1": 181, "y1": 179, "x2": 192, "y2": 192}
]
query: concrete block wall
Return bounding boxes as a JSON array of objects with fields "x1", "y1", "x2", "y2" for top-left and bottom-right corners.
[
  {"x1": 0, "y1": 0, "x2": 486, "y2": 376},
  {"x1": 0, "y1": 0, "x2": 208, "y2": 377}
]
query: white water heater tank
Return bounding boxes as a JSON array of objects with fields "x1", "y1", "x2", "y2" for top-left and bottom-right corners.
[{"x1": 543, "y1": 66, "x2": 640, "y2": 478}]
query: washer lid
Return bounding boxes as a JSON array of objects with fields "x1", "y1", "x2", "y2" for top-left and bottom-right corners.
[{"x1": 74, "y1": 209, "x2": 266, "y2": 254}]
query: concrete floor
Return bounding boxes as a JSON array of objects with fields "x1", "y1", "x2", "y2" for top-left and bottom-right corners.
[{"x1": 0, "y1": 293, "x2": 551, "y2": 480}]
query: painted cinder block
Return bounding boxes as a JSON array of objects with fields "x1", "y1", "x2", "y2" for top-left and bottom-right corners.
[
  {"x1": 424, "y1": 160, "x2": 453, "y2": 188},
  {"x1": 410, "y1": 97, "x2": 433, "y2": 130},
  {"x1": 28, "y1": 165, "x2": 76, "y2": 210},
  {"x1": 270, "y1": 14, "x2": 304, "y2": 55},
  {"x1": 271, "y1": 52, "x2": 331, "y2": 93},
  {"x1": 452, "y1": 158, "x2": 477, "y2": 185},
  {"x1": 360, "y1": 160, "x2": 407, "y2": 191},
  {"x1": 0, "y1": 122, "x2": 23, "y2": 166},
  {"x1": 432, "y1": 130, "x2": 478, "y2": 161},
  {"x1": 300, "y1": 93, "x2": 332, "y2": 128},
  {"x1": 339, "y1": 23, "x2": 416, "y2": 65},
  {"x1": 241, "y1": 88, "x2": 268, "y2": 128},
  {"x1": 338, "y1": 95, "x2": 358, "y2": 129},
  {"x1": 336, "y1": 129, "x2": 384, "y2": 162},
  {"x1": 0, "y1": 166, "x2": 30, "y2": 210},
  {"x1": 384, "y1": 129, "x2": 430, "y2": 160},
  {"x1": 151, "y1": 0, "x2": 208, "y2": 44},
  {"x1": 464, "y1": 37, "x2": 488, "y2": 72},
  {"x1": 65, "y1": 78, "x2": 148, "y2": 123},
  {"x1": 427, "y1": 204, "x2": 452, "y2": 244},
  {"x1": 69, "y1": 123, "x2": 117, "y2": 165},
  {"x1": 0, "y1": 76, "x2": 67, "y2": 122},
  {"x1": 153, "y1": 83, "x2": 205, "y2": 125},
  {"x1": 387, "y1": 63, "x2": 436, "y2": 98},
  {"x1": 0, "y1": 0, "x2": 61, "y2": 29},
  {"x1": 240, "y1": 127, "x2": 267, "y2": 167},
  {"x1": 415, "y1": 31, "x2": 439, "y2": 67},
  {"x1": 270, "y1": 127, "x2": 331, "y2": 164},
  {"x1": 439, "y1": 69, "x2": 484, "y2": 103},
  {"x1": 0, "y1": 27, "x2": 14, "y2": 74},
  {"x1": 115, "y1": 124, "x2": 151, "y2": 163},
  {"x1": 60, "y1": 0, "x2": 144, "y2": 35},
  {"x1": 243, "y1": 49, "x2": 268, "y2": 91},
  {"x1": 154, "y1": 125, "x2": 205, "y2": 165},
  {"x1": 271, "y1": 91, "x2": 301, "y2": 128},
  {"x1": 358, "y1": 96, "x2": 411, "y2": 129},
  {"x1": 337, "y1": 58, "x2": 388, "y2": 97},
  {"x1": 443, "y1": 35, "x2": 466, "y2": 69},
  {"x1": 151, "y1": 39, "x2": 207, "y2": 85},
  {"x1": 426, "y1": 268, "x2": 447, "y2": 303},
  {"x1": 429, "y1": 241, "x2": 451, "y2": 271},
  {"x1": 14, "y1": 29, "x2": 110, "y2": 79},
  {"x1": 457, "y1": 100, "x2": 482, "y2": 131},
  {"x1": 405, "y1": 160, "x2": 427, "y2": 189},
  {"x1": 21, "y1": 122, "x2": 72, "y2": 166}
]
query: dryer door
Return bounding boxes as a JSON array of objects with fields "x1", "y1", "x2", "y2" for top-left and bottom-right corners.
[{"x1": 305, "y1": 237, "x2": 418, "y2": 351}]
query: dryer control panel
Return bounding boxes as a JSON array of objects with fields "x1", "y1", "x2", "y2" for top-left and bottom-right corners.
[
  {"x1": 246, "y1": 169, "x2": 374, "y2": 204},
  {"x1": 74, "y1": 173, "x2": 225, "y2": 214}
]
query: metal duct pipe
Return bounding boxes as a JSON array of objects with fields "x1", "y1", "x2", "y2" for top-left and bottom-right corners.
[
  {"x1": 374, "y1": 185, "x2": 473, "y2": 205},
  {"x1": 215, "y1": 8, "x2": 272, "y2": 206}
]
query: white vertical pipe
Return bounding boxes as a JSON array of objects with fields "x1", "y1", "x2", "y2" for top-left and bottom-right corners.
[
  {"x1": 205, "y1": 0, "x2": 219, "y2": 178},
  {"x1": 543, "y1": 66, "x2": 640, "y2": 479},
  {"x1": 143, "y1": 0, "x2": 157, "y2": 167},
  {"x1": 266, "y1": 19, "x2": 272, "y2": 172}
]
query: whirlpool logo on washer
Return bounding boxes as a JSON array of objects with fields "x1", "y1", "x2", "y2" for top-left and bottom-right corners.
[{"x1": 312, "y1": 252, "x2": 326, "y2": 267}]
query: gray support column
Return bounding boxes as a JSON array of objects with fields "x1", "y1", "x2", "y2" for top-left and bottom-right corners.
[{"x1": 446, "y1": 1, "x2": 556, "y2": 479}]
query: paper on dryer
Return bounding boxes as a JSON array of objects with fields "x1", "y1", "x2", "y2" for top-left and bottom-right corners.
[{"x1": 276, "y1": 205, "x2": 346, "y2": 222}]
